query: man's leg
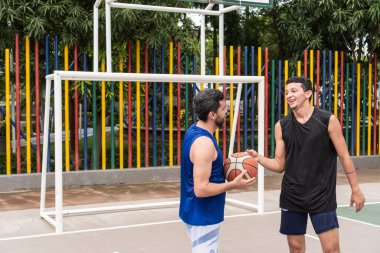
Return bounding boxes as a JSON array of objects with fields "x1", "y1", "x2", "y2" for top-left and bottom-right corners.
[
  {"x1": 287, "y1": 235, "x2": 306, "y2": 253},
  {"x1": 280, "y1": 210, "x2": 308, "y2": 253},
  {"x1": 318, "y1": 228, "x2": 340, "y2": 253},
  {"x1": 310, "y1": 210, "x2": 340, "y2": 253},
  {"x1": 185, "y1": 223, "x2": 220, "y2": 253}
]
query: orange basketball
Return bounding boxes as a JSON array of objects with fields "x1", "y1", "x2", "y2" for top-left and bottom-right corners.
[{"x1": 223, "y1": 152, "x2": 258, "y2": 182}]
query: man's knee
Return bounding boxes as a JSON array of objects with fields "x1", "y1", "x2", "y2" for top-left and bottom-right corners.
[
  {"x1": 322, "y1": 245, "x2": 340, "y2": 253},
  {"x1": 288, "y1": 242, "x2": 305, "y2": 253},
  {"x1": 287, "y1": 236, "x2": 306, "y2": 253},
  {"x1": 320, "y1": 238, "x2": 340, "y2": 253}
]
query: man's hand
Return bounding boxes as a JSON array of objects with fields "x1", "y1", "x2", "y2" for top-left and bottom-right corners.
[
  {"x1": 246, "y1": 149, "x2": 260, "y2": 162},
  {"x1": 350, "y1": 188, "x2": 365, "y2": 212},
  {"x1": 229, "y1": 170, "x2": 256, "y2": 190}
]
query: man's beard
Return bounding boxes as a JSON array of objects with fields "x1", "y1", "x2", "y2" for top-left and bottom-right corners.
[{"x1": 215, "y1": 117, "x2": 225, "y2": 129}]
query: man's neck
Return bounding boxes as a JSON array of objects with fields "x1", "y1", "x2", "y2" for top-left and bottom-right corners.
[
  {"x1": 293, "y1": 103, "x2": 314, "y2": 123},
  {"x1": 196, "y1": 121, "x2": 215, "y2": 135}
]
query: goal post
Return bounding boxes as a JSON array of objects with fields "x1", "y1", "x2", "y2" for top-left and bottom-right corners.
[{"x1": 40, "y1": 71, "x2": 265, "y2": 233}]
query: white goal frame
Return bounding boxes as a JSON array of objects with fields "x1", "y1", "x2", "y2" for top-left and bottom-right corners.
[
  {"x1": 40, "y1": 72, "x2": 265, "y2": 233},
  {"x1": 40, "y1": 0, "x2": 267, "y2": 234}
]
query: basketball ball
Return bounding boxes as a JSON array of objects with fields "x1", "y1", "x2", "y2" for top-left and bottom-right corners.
[{"x1": 223, "y1": 152, "x2": 258, "y2": 182}]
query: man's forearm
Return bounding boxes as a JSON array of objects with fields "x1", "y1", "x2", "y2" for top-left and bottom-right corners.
[
  {"x1": 257, "y1": 154, "x2": 284, "y2": 173},
  {"x1": 340, "y1": 156, "x2": 360, "y2": 191}
]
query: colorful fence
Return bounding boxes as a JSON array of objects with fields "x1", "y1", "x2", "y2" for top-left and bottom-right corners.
[{"x1": 0, "y1": 35, "x2": 379, "y2": 175}]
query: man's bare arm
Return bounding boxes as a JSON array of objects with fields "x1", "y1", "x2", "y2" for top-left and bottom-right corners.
[
  {"x1": 328, "y1": 115, "x2": 365, "y2": 212},
  {"x1": 247, "y1": 122, "x2": 285, "y2": 173}
]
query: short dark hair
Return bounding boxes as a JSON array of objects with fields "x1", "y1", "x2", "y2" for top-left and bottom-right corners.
[
  {"x1": 193, "y1": 89, "x2": 224, "y2": 121},
  {"x1": 286, "y1": 76, "x2": 313, "y2": 92}
]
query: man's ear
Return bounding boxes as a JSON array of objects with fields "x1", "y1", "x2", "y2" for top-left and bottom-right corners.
[
  {"x1": 306, "y1": 90, "x2": 313, "y2": 99},
  {"x1": 209, "y1": 111, "x2": 216, "y2": 120}
]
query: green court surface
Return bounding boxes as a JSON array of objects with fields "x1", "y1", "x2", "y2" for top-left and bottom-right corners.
[{"x1": 337, "y1": 202, "x2": 380, "y2": 226}]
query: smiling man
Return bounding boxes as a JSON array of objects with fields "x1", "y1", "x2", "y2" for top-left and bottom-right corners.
[{"x1": 247, "y1": 76, "x2": 365, "y2": 253}]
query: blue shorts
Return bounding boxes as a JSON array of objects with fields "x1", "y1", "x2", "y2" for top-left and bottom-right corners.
[{"x1": 280, "y1": 209, "x2": 339, "y2": 235}]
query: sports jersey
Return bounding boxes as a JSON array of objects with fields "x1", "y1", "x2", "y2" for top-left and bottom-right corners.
[
  {"x1": 279, "y1": 108, "x2": 337, "y2": 212},
  {"x1": 179, "y1": 123, "x2": 226, "y2": 225}
]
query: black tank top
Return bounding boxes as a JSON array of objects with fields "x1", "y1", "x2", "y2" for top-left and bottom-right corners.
[{"x1": 279, "y1": 108, "x2": 337, "y2": 213}]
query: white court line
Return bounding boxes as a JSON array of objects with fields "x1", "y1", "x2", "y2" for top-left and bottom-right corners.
[
  {"x1": 0, "y1": 219, "x2": 181, "y2": 241},
  {"x1": 337, "y1": 216, "x2": 380, "y2": 229},
  {"x1": 305, "y1": 202, "x2": 380, "y2": 240},
  {"x1": 0, "y1": 211, "x2": 282, "y2": 242},
  {"x1": 305, "y1": 234, "x2": 319, "y2": 240},
  {"x1": 337, "y1": 201, "x2": 380, "y2": 229},
  {"x1": 338, "y1": 201, "x2": 380, "y2": 208}
]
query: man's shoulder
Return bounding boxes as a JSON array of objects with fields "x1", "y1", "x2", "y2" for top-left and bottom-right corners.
[
  {"x1": 313, "y1": 108, "x2": 333, "y2": 125},
  {"x1": 314, "y1": 107, "x2": 333, "y2": 117},
  {"x1": 304, "y1": 107, "x2": 336, "y2": 131},
  {"x1": 279, "y1": 112, "x2": 292, "y2": 128},
  {"x1": 193, "y1": 136, "x2": 215, "y2": 151}
]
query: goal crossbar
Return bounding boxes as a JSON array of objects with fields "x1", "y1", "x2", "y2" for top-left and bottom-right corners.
[
  {"x1": 45, "y1": 71, "x2": 264, "y2": 83},
  {"x1": 41, "y1": 71, "x2": 265, "y2": 233}
]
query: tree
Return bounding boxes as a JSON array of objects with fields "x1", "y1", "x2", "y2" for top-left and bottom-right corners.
[{"x1": 273, "y1": 0, "x2": 380, "y2": 63}]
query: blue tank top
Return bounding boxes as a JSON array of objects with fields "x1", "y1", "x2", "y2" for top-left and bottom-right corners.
[{"x1": 179, "y1": 124, "x2": 226, "y2": 225}]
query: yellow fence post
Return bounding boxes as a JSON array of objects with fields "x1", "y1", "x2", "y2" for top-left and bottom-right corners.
[
  {"x1": 25, "y1": 37, "x2": 32, "y2": 173},
  {"x1": 169, "y1": 42, "x2": 173, "y2": 166},
  {"x1": 229, "y1": 46, "x2": 234, "y2": 132},
  {"x1": 5, "y1": 49, "x2": 11, "y2": 174},
  {"x1": 368, "y1": 64, "x2": 372, "y2": 155},
  {"x1": 64, "y1": 44, "x2": 70, "y2": 172},
  {"x1": 284, "y1": 60, "x2": 288, "y2": 115},
  {"x1": 136, "y1": 40, "x2": 141, "y2": 168},
  {"x1": 101, "y1": 60, "x2": 106, "y2": 170}
]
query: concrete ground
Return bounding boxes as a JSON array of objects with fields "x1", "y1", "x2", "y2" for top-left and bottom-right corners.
[{"x1": 0, "y1": 168, "x2": 379, "y2": 252}]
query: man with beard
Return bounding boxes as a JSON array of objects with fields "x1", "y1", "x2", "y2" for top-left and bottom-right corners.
[{"x1": 179, "y1": 88, "x2": 256, "y2": 253}]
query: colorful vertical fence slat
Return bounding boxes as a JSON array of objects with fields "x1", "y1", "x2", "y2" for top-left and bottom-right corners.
[
  {"x1": 177, "y1": 42, "x2": 181, "y2": 165},
  {"x1": 25, "y1": 37, "x2": 31, "y2": 174},
  {"x1": 74, "y1": 43, "x2": 79, "y2": 171},
  {"x1": 5, "y1": 49, "x2": 11, "y2": 174},
  {"x1": 35, "y1": 40, "x2": 41, "y2": 173},
  {"x1": 144, "y1": 43, "x2": 149, "y2": 167},
  {"x1": 83, "y1": 53, "x2": 88, "y2": 170},
  {"x1": 136, "y1": 40, "x2": 141, "y2": 168},
  {"x1": 15, "y1": 35, "x2": 21, "y2": 174}
]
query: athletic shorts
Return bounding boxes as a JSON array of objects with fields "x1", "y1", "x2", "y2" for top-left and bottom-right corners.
[
  {"x1": 280, "y1": 209, "x2": 339, "y2": 235},
  {"x1": 184, "y1": 223, "x2": 220, "y2": 253}
]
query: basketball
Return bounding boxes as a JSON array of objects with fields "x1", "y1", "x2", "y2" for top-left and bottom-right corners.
[{"x1": 223, "y1": 152, "x2": 258, "y2": 182}]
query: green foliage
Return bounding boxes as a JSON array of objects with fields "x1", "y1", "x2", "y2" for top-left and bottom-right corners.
[
  {"x1": 271, "y1": 0, "x2": 380, "y2": 62},
  {"x1": 0, "y1": 145, "x2": 40, "y2": 174},
  {"x1": 201, "y1": 0, "x2": 379, "y2": 64}
]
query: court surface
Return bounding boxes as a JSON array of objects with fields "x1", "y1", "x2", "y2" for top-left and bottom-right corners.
[{"x1": 0, "y1": 169, "x2": 379, "y2": 253}]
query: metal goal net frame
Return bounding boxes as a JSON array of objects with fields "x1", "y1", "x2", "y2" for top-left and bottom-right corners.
[{"x1": 40, "y1": 72, "x2": 265, "y2": 233}]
